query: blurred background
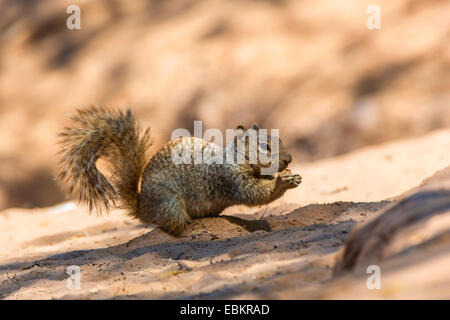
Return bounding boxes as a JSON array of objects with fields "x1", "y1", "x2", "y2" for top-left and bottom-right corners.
[{"x1": 0, "y1": 0, "x2": 449, "y2": 210}]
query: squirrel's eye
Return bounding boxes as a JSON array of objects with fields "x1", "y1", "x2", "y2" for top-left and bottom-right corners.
[{"x1": 259, "y1": 143, "x2": 270, "y2": 152}]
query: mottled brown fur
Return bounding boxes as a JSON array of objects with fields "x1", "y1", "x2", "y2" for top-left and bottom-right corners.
[{"x1": 58, "y1": 106, "x2": 301, "y2": 236}]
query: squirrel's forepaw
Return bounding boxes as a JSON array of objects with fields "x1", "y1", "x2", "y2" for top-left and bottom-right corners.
[
  {"x1": 277, "y1": 169, "x2": 302, "y2": 189},
  {"x1": 291, "y1": 174, "x2": 302, "y2": 186}
]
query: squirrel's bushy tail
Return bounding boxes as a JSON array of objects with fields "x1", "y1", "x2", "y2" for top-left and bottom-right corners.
[{"x1": 58, "y1": 105, "x2": 152, "y2": 215}]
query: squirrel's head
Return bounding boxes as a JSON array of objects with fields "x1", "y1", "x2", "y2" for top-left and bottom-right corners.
[{"x1": 233, "y1": 123, "x2": 292, "y2": 175}]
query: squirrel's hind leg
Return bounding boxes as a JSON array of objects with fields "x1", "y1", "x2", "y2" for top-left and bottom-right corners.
[
  {"x1": 159, "y1": 199, "x2": 192, "y2": 236},
  {"x1": 139, "y1": 196, "x2": 191, "y2": 236}
]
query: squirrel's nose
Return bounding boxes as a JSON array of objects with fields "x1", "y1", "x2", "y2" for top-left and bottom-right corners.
[{"x1": 286, "y1": 155, "x2": 292, "y2": 164}]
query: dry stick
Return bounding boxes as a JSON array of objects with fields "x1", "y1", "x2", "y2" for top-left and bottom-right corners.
[{"x1": 334, "y1": 189, "x2": 450, "y2": 274}]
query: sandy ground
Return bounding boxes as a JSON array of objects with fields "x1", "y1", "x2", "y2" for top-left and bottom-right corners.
[{"x1": 0, "y1": 129, "x2": 449, "y2": 299}]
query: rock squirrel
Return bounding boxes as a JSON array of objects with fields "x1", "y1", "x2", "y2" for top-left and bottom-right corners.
[{"x1": 58, "y1": 105, "x2": 302, "y2": 236}]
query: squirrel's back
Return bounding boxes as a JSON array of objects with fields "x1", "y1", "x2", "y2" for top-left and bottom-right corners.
[{"x1": 138, "y1": 136, "x2": 246, "y2": 219}]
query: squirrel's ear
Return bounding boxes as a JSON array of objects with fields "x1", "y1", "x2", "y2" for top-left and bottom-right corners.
[
  {"x1": 251, "y1": 123, "x2": 259, "y2": 131},
  {"x1": 235, "y1": 125, "x2": 245, "y2": 138}
]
